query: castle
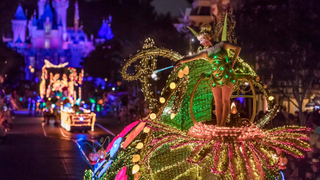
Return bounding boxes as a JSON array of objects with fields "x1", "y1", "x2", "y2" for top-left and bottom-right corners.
[{"x1": 3, "y1": 0, "x2": 113, "y2": 80}]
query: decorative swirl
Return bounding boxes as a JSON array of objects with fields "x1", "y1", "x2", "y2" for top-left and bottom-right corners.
[{"x1": 121, "y1": 38, "x2": 183, "y2": 110}]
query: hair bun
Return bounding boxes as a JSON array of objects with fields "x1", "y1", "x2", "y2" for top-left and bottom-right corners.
[{"x1": 200, "y1": 24, "x2": 212, "y2": 31}]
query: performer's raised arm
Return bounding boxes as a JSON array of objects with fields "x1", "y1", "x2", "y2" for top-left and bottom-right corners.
[{"x1": 174, "y1": 51, "x2": 207, "y2": 68}]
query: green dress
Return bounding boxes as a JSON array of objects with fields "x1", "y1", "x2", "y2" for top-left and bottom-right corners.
[{"x1": 204, "y1": 41, "x2": 236, "y2": 87}]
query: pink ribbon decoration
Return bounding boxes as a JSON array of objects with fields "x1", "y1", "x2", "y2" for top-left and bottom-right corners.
[
  {"x1": 115, "y1": 166, "x2": 127, "y2": 180},
  {"x1": 123, "y1": 122, "x2": 146, "y2": 149}
]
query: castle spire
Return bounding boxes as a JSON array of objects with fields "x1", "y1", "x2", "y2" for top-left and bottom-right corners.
[
  {"x1": 74, "y1": 1, "x2": 79, "y2": 33},
  {"x1": 14, "y1": 4, "x2": 27, "y2": 20}
]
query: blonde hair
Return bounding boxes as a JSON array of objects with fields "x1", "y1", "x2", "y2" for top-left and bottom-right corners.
[{"x1": 197, "y1": 24, "x2": 213, "y2": 41}]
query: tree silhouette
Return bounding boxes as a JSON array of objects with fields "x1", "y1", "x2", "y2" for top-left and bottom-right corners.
[{"x1": 236, "y1": 0, "x2": 320, "y2": 125}]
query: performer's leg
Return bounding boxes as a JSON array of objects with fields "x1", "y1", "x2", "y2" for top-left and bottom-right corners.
[
  {"x1": 221, "y1": 84, "x2": 234, "y2": 126},
  {"x1": 211, "y1": 87, "x2": 222, "y2": 126}
]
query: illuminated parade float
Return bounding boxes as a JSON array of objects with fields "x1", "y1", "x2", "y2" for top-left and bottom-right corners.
[
  {"x1": 83, "y1": 12, "x2": 310, "y2": 180},
  {"x1": 40, "y1": 60, "x2": 96, "y2": 132}
]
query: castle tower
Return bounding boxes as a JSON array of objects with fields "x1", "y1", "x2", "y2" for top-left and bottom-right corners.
[
  {"x1": 74, "y1": 1, "x2": 79, "y2": 33},
  {"x1": 52, "y1": 0, "x2": 69, "y2": 40},
  {"x1": 38, "y1": 0, "x2": 46, "y2": 18},
  {"x1": 11, "y1": 4, "x2": 27, "y2": 43}
]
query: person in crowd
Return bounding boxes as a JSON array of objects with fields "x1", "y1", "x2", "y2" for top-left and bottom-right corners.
[
  {"x1": 289, "y1": 113, "x2": 299, "y2": 125},
  {"x1": 310, "y1": 121, "x2": 320, "y2": 154},
  {"x1": 305, "y1": 171, "x2": 313, "y2": 180},
  {"x1": 311, "y1": 159, "x2": 320, "y2": 180},
  {"x1": 282, "y1": 106, "x2": 289, "y2": 123},
  {"x1": 286, "y1": 161, "x2": 299, "y2": 180}
]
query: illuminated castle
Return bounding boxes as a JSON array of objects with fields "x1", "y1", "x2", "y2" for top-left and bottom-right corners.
[{"x1": 4, "y1": 0, "x2": 113, "y2": 80}]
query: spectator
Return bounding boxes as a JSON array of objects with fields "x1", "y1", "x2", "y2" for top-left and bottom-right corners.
[
  {"x1": 289, "y1": 113, "x2": 299, "y2": 125},
  {"x1": 310, "y1": 122, "x2": 320, "y2": 154},
  {"x1": 311, "y1": 159, "x2": 320, "y2": 180},
  {"x1": 305, "y1": 171, "x2": 313, "y2": 180},
  {"x1": 282, "y1": 106, "x2": 289, "y2": 123},
  {"x1": 286, "y1": 161, "x2": 299, "y2": 180}
]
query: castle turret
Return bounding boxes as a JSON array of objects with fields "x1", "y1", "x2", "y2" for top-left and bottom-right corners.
[
  {"x1": 38, "y1": 0, "x2": 46, "y2": 18},
  {"x1": 74, "y1": 1, "x2": 79, "y2": 33},
  {"x1": 52, "y1": 0, "x2": 69, "y2": 40},
  {"x1": 12, "y1": 4, "x2": 27, "y2": 43},
  {"x1": 28, "y1": 15, "x2": 33, "y2": 38},
  {"x1": 97, "y1": 16, "x2": 114, "y2": 41}
]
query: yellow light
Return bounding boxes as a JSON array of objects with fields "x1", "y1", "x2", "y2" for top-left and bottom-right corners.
[
  {"x1": 136, "y1": 143, "x2": 143, "y2": 149},
  {"x1": 48, "y1": 98, "x2": 51, "y2": 101},
  {"x1": 150, "y1": 113, "x2": 156, "y2": 120},
  {"x1": 159, "y1": 97, "x2": 165, "y2": 103},
  {"x1": 104, "y1": 78, "x2": 108, "y2": 81},
  {"x1": 132, "y1": 155, "x2": 140, "y2": 163},
  {"x1": 170, "y1": 113, "x2": 176, "y2": 119},
  {"x1": 170, "y1": 82, "x2": 176, "y2": 89},
  {"x1": 132, "y1": 164, "x2": 140, "y2": 174},
  {"x1": 143, "y1": 127, "x2": 150, "y2": 133},
  {"x1": 268, "y1": 96, "x2": 274, "y2": 101},
  {"x1": 29, "y1": 65, "x2": 32, "y2": 69},
  {"x1": 30, "y1": 68, "x2": 35, "y2": 73}
]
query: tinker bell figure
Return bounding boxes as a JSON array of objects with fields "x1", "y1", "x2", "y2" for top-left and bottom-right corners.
[{"x1": 175, "y1": 23, "x2": 241, "y2": 127}]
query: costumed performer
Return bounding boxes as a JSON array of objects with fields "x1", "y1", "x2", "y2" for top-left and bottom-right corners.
[{"x1": 175, "y1": 24, "x2": 241, "y2": 126}]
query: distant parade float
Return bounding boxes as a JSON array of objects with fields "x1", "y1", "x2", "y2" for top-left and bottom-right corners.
[
  {"x1": 40, "y1": 60, "x2": 96, "y2": 132},
  {"x1": 83, "y1": 12, "x2": 310, "y2": 180}
]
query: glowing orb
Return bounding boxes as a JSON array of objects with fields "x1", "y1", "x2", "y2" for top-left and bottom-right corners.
[
  {"x1": 170, "y1": 82, "x2": 176, "y2": 89},
  {"x1": 132, "y1": 165, "x2": 140, "y2": 174},
  {"x1": 132, "y1": 155, "x2": 140, "y2": 163},
  {"x1": 159, "y1": 97, "x2": 165, "y2": 103},
  {"x1": 136, "y1": 143, "x2": 143, "y2": 149},
  {"x1": 150, "y1": 113, "x2": 156, "y2": 120}
]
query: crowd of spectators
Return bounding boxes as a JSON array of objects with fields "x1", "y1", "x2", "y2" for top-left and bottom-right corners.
[{"x1": 259, "y1": 106, "x2": 320, "y2": 180}]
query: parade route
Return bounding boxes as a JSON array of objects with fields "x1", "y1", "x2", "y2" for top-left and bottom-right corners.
[{"x1": 0, "y1": 113, "x2": 123, "y2": 180}]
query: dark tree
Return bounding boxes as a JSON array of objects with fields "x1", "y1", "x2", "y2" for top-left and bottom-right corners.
[
  {"x1": 236, "y1": 0, "x2": 320, "y2": 125},
  {"x1": 0, "y1": 43, "x2": 25, "y2": 86}
]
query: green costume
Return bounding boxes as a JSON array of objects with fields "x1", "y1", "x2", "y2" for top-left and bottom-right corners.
[{"x1": 205, "y1": 41, "x2": 236, "y2": 87}]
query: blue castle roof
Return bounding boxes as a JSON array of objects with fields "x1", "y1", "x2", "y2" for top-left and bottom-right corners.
[
  {"x1": 41, "y1": 4, "x2": 53, "y2": 21},
  {"x1": 14, "y1": 5, "x2": 27, "y2": 20},
  {"x1": 15, "y1": 36, "x2": 23, "y2": 43},
  {"x1": 98, "y1": 21, "x2": 114, "y2": 40}
]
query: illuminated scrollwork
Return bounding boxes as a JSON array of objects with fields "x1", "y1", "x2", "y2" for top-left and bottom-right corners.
[{"x1": 121, "y1": 38, "x2": 183, "y2": 110}]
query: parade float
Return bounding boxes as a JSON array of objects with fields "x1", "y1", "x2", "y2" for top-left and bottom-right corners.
[
  {"x1": 40, "y1": 60, "x2": 96, "y2": 131},
  {"x1": 83, "y1": 12, "x2": 310, "y2": 180}
]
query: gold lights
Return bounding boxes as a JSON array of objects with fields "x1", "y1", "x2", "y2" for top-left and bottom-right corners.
[
  {"x1": 150, "y1": 113, "x2": 156, "y2": 120},
  {"x1": 132, "y1": 165, "x2": 140, "y2": 174},
  {"x1": 268, "y1": 96, "x2": 274, "y2": 101},
  {"x1": 136, "y1": 143, "x2": 143, "y2": 149},
  {"x1": 159, "y1": 97, "x2": 165, "y2": 103},
  {"x1": 170, "y1": 82, "x2": 176, "y2": 89},
  {"x1": 132, "y1": 155, "x2": 140, "y2": 163},
  {"x1": 143, "y1": 127, "x2": 150, "y2": 133},
  {"x1": 170, "y1": 113, "x2": 176, "y2": 119}
]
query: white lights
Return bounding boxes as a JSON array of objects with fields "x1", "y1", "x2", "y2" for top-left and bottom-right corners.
[{"x1": 151, "y1": 72, "x2": 158, "y2": 80}]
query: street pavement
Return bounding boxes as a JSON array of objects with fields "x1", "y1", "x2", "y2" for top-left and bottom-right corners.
[{"x1": 0, "y1": 111, "x2": 124, "y2": 180}]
